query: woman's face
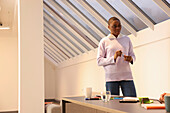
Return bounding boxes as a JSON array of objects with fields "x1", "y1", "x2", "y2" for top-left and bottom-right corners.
[{"x1": 108, "y1": 20, "x2": 121, "y2": 37}]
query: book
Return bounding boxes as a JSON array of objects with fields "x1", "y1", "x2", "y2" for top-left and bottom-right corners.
[
  {"x1": 123, "y1": 97, "x2": 139, "y2": 101},
  {"x1": 45, "y1": 102, "x2": 53, "y2": 105},
  {"x1": 119, "y1": 97, "x2": 139, "y2": 103},
  {"x1": 141, "y1": 104, "x2": 165, "y2": 109}
]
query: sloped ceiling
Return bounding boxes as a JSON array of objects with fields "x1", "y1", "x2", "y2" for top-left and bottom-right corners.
[{"x1": 43, "y1": 0, "x2": 170, "y2": 65}]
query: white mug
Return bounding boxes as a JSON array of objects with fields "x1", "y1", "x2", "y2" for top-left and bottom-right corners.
[{"x1": 84, "y1": 87, "x2": 92, "y2": 99}]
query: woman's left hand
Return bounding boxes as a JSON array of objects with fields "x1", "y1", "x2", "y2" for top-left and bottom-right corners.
[{"x1": 124, "y1": 55, "x2": 133, "y2": 62}]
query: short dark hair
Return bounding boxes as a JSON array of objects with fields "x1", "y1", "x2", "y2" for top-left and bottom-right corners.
[{"x1": 108, "y1": 17, "x2": 120, "y2": 25}]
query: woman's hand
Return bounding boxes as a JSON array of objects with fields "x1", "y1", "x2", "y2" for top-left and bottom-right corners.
[
  {"x1": 124, "y1": 55, "x2": 133, "y2": 62},
  {"x1": 114, "y1": 50, "x2": 122, "y2": 61}
]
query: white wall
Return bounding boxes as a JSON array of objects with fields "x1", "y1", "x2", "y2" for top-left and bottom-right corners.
[
  {"x1": 0, "y1": 0, "x2": 18, "y2": 111},
  {"x1": 45, "y1": 57, "x2": 56, "y2": 99},
  {"x1": 19, "y1": 0, "x2": 44, "y2": 113},
  {"x1": 0, "y1": 38, "x2": 18, "y2": 111},
  {"x1": 49, "y1": 19, "x2": 170, "y2": 100},
  {"x1": 129, "y1": 20, "x2": 170, "y2": 98},
  {"x1": 132, "y1": 38, "x2": 170, "y2": 98},
  {"x1": 56, "y1": 57, "x2": 105, "y2": 100}
]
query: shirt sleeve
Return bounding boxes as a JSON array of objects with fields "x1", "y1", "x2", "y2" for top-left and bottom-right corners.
[
  {"x1": 97, "y1": 40, "x2": 115, "y2": 66},
  {"x1": 128, "y1": 39, "x2": 136, "y2": 64}
]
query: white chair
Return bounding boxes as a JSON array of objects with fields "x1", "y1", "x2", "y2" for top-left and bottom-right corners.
[{"x1": 46, "y1": 103, "x2": 61, "y2": 113}]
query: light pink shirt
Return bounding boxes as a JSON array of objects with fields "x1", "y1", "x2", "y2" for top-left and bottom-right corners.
[{"x1": 97, "y1": 34, "x2": 136, "y2": 82}]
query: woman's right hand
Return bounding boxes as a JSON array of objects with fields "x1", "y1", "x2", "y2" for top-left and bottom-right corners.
[{"x1": 114, "y1": 50, "x2": 122, "y2": 61}]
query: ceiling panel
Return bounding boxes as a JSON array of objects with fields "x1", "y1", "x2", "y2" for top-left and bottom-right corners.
[
  {"x1": 44, "y1": 42, "x2": 66, "y2": 61},
  {"x1": 44, "y1": 21, "x2": 83, "y2": 54},
  {"x1": 44, "y1": 38, "x2": 69, "y2": 60},
  {"x1": 43, "y1": 8, "x2": 93, "y2": 50},
  {"x1": 53, "y1": 0, "x2": 103, "y2": 42},
  {"x1": 69, "y1": 0, "x2": 110, "y2": 35},
  {"x1": 44, "y1": 0, "x2": 99, "y2": 47},
  {"x1": 44, "y1": 31, "x2": 73, "y2": 57},
  {"x1": 86, "y1": 0, "x2": 131, "y2": 35},
  {"x1": 44, "y1": 49, "x2": 60, "y2": 63},
  {"x1": 44, "y1": 26, "x2": 78, "y2": 56},
  {"x1": 44, "y1": 45, "x2": 64, "y2": 62},
  {"x1": 106, "y1": 0, "x2": 149, "y2": 31},
  {"x1": 132, "y1": 0, "x2": 170, "y2": 23}
]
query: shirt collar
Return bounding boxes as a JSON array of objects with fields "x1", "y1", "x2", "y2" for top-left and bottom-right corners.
[{"x1": 107, "y1": 34, "x2": 122, "y2": 40}]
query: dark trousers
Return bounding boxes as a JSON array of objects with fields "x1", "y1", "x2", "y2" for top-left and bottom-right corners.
[{"x1": 106, "y1": 80, "x2": 137, "y2": 97}]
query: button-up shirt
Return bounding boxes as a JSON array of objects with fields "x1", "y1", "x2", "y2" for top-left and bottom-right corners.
[{"x1": 97, "y1": 34, "x2": 136, "y2": 82}]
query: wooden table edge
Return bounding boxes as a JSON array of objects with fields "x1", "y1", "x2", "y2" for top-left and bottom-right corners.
[{"x1": 62, "y1": 97, "x2": 127, "y2": 113}]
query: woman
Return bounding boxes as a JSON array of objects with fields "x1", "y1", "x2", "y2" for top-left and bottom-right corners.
[{"x1": 97, "y1": 17, "x2": 137, "y2": 97}]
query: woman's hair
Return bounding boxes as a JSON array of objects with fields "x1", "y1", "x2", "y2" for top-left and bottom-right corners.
[{"x1": 108, "y1": 17, "x2": 120, "y2": 25}]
